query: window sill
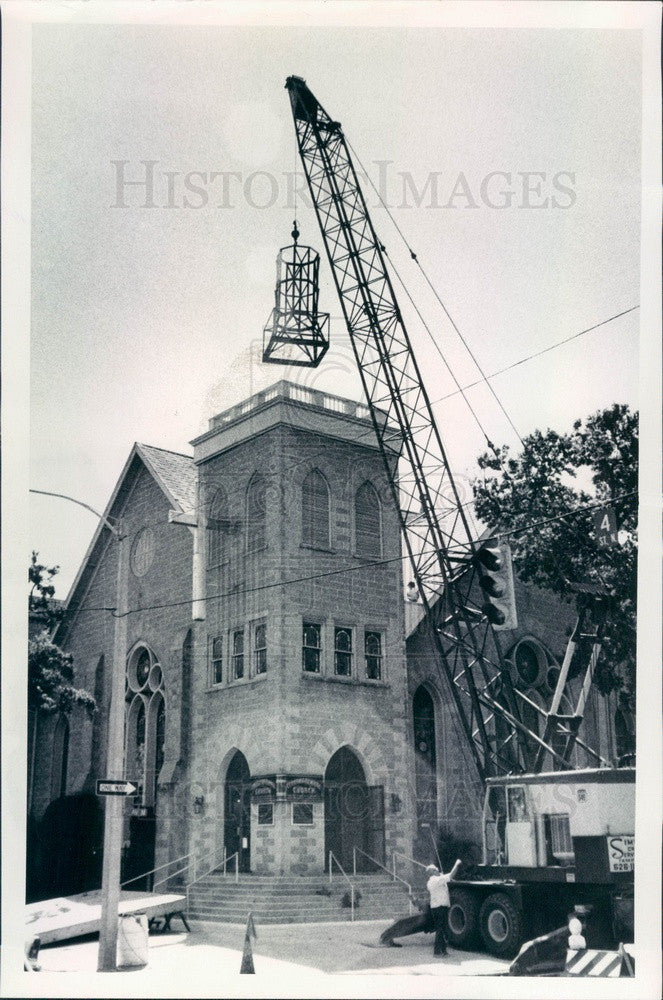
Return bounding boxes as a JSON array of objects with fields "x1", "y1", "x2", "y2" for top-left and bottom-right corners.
[
  {"x1": 301, "y1": 672, "x2": 389, "y2": 689},
  {"x1": 207, "y1": 672, "x2": 268, "y2": 692},
  {"x1": 300, "y1": 544, "x2": 336, "y2": 555}
]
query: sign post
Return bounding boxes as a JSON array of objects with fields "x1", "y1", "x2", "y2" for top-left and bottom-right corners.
[{"x1": 97, "y1": 519, "x2": 129, "y2": 971}]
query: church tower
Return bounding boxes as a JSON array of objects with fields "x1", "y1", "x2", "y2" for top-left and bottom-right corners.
[{"x1": 186, "y1": 380, "x2": 415, "y2": 875}]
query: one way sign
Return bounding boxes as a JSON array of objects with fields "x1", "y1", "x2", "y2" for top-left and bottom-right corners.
[{"x1": 96, "y1": 779, "x2": 138, "y2": 796}]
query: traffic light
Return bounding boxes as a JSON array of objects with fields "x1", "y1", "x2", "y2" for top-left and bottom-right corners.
[{"x1": 473, "y1": 536, "x2": 518, "y2": 630}]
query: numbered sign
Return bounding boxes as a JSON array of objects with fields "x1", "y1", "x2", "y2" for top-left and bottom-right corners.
[
  {"x1": 594, "y1": 508, "x2": 618, "y2": 549},
  {"x1": 607, "y1": 834, "x2": 634, "y2": 872}
]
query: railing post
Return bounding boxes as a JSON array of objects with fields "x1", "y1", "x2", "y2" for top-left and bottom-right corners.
[
  {"x1": 235, "y1": 853, "x2": 239, "y2": 884},
  {"x1": 223, "y1": 847, "x2": 227, "y2": 875},
  {"x1": 329, "y1": 852, "x2": 332, "y2": 884},
  {"x1": 192, "y1": 856, "x2": 196, "y2": 885},
  {"x1": 353, "y1": 846, "x2": 356, "y2": 877},
  {"x1": 392, "y1": 852, "x2": 396, "y2": 880},
  {"x1": 351, "y1": 886, "x2": 355, "y2": 922}
]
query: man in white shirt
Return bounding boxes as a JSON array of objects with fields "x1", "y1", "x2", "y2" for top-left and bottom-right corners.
[{"x1": 425, "y1": 859, "x2": 462, "y2": 956}]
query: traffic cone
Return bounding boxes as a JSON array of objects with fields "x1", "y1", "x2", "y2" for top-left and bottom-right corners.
[{"x1": 240, "y1": 911, "x2": 257, "y2": 974}]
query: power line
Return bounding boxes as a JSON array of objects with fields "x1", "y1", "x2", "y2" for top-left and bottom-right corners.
[
  {"x1": 65, "y1": 551, "x2": 411, "y2": 617},
  {"x1": 504, "y1": 490, "x2": 638, "y2": 541},
  {"x1": 56, "y1": 488, "x2": 637, "y2": 619},
  {"x1": 429, "y1": 306, "x2": 640, "y2": 407}
]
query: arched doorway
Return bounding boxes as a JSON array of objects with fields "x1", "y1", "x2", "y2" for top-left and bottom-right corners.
[
  {"x1": 413, "y1": 686, "x2": 438, "y2": 860},
  {"x1": 324, "y1": 747, "x2": 383, "y2": 872},
  {"x1": 224, "y1": 751, "x2": 251, "y2": 873}
]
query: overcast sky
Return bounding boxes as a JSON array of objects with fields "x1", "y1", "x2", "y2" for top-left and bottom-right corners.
[{"x1": 29, "y1": 19, "x2": 642, "y2": 596}]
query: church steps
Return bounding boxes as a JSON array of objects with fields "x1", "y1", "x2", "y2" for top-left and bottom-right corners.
[{"x1": 185, "y1": 872, "x2": 412, "y2": 924}]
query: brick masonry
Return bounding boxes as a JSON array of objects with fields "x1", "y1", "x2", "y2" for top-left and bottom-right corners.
[{"x1": 31, "y1": 385, "x2": 621, "y2": 883}]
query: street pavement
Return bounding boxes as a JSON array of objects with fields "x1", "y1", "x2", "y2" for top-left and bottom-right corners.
[{"x1": 35, "y1": 918, "x2": 511, "y2": 980}]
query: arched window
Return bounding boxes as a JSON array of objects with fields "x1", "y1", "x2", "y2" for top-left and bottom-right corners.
[
  {"x1": 145, "y1": 692, "x2": 166, "y2": 808},
  {"x1": 208, "y1": 486, "x2": 229, "y2": 567},
  {"x1": 125, "y1": 644, "x2": 165, "y2": 809},
  {"x1": 90, "y1": 655, "x2": 106, "y2": 773},
  {"x1": 355, "y1": 482, "x2": 381, "y2": 559},
  {"x1": 246, "y1": 475, "x2": 267, "y2": 553},
  {"x1": 180, "y1": 630, "x2": 192, "y2": 762},
  {"x1": 51, "y1": 714, "x2": 69, "y2": 800},
  {"x1": 302, "y1": 469, "x2": 330, "y2": 548}
]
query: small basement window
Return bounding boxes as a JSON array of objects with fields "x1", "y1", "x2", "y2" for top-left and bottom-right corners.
[
  {"x1": 257, "y1": 803, "x2": 274, "y2": 826},
  {"x1": 292, "y1": 803, "x2": 314, "y2": 825}
]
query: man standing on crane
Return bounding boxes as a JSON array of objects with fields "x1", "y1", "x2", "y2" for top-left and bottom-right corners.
[{"x1": 426, "y1": 859, "x2": 462, "y2": 956}]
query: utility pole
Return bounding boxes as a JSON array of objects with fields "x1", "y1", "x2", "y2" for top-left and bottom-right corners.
[
  {"x1": 97, "y1": 516, "x2": 128, "y2": 970},
  {"x1": 29, "y1": 490, "x2": 129, "y2": 971}
]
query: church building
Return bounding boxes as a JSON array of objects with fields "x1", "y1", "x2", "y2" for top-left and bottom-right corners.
[{"x1": 29, "y1": 380, "x2": 624, "y2": 893}]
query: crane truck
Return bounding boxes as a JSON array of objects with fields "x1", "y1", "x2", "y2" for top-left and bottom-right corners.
[{"x1": 275, "y1": 75, "x2": 635, "y2": 956}]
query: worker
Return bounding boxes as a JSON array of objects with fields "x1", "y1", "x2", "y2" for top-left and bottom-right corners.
[
  {"x1": 425, "y1": 859, "x2": 462, "y2": 957},
  {"x1": 406, "y1": 581, "x2": 420, "y2": 603}
]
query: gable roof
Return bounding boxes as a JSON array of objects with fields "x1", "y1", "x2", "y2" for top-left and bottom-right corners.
[
  {"x1": 55, "y1": 443, "x2": 196, "y2": 642},
  {"x1": 136, "y1": 444, "x2": 197, "y2": 514}
]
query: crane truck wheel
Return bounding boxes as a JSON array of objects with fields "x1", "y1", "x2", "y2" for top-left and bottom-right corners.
[
  {"x1": 478, "y1": 893, "x2": 523, "y2": 957},
  {"x1": 447, "y1": 889, "x2": 480, "y2": 948}
]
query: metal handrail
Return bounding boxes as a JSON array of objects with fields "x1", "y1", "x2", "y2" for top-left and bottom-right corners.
[
  {"x1": 392, "y1": 849, "x2": 429, "y2": 873},
  {"x1": 183, "y1": 845, "x2": 238, "y2": 912},
  {"x1": 119, "y1": 842, "x2": 239, "y2": 898},
  {"x1": 121, "y1": 850, "x2": 191, "y2": 890},
  {"x1": 353, "y1": 845, "x2": 413, "y2": 915},
  {"x1": 328, "y1": 850, "x2": 355, "y2": 922}
]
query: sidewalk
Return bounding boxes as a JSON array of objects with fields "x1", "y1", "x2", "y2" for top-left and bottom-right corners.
[{"x1": 36, "y1": 918, "x2": 510, "y2": 979}]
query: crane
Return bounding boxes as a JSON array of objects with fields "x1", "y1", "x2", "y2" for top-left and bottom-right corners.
[
  {"x1": 283, "y1": 75, "x2": 610, "y2": 783},
  {"x1": 275, "y1": 76, "x2": 634, "y2": 959}
]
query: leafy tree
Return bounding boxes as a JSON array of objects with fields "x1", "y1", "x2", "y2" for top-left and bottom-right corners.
[
  {"x1": 472, "y1": 404, "x2": 637, "y2": 695},
  {"x1": 29, "y1": 551, "x2": 64, "y2": 630},
  {"x1": 28, "y1": 552, "x2": 95, "y2": 716}
]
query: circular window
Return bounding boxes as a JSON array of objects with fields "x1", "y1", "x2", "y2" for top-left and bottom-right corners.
[
  {"x1": 545, "y1": 665, "x2": 560, "y2": 694},
  {"x1": 131, "y1": 527, "x2": 155, "y2": 577},
  {"x1": 128, "y1": 646, "x2": 151, "y2": 692},
  {"x1": 515, "y1": 644, "x2": 540, "y2": 686},
  {"x1": 148, "y1": 663, "x2": 163, "y2": 692},
  {"x1": 510, "y1": 639, "x2": 547, "y2": 689}
]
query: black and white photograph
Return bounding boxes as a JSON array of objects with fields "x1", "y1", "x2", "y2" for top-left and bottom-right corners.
[{"x1": 2, "y1": 2, "x2": 661, "y2": 997}]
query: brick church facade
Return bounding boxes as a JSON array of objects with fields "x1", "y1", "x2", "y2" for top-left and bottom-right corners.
[{"x1": 29, "y1": 380, "x2": 624, "y2": 889}]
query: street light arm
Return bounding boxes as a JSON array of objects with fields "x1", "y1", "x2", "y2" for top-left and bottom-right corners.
[{"x1": 29, "y1": 488, "x2": 120, "y2": 537}]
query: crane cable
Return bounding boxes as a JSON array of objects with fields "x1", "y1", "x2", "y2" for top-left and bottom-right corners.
[
  {"x1": 347, "y1": 137, "x2": 525, "y2": 447},
  {"x1": 379, "y1": 245, "x2": 498, "y2": 455},
  {"x1": 345, "y1": 139, "x2": 636, "y2": 629}
]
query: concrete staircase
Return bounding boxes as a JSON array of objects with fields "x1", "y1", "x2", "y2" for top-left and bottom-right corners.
[{"x1": 186, "y1": 872, "x2": 412, "y2": 925}]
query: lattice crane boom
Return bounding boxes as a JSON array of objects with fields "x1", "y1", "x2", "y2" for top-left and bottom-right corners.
[{"x1": 284, "y1": 75, "x2": 603, "y2": 783}]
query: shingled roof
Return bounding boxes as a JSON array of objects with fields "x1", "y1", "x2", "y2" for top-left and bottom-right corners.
[
  {"x1": 136, "y1": 443, "x2": 197, "y2": 514},
  {"x1": 55, "y1": 442, "x2": 197, "y2": 643}
]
